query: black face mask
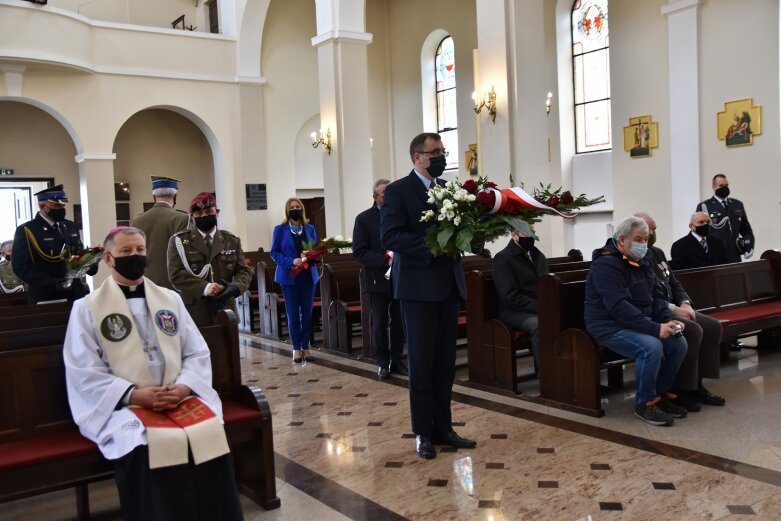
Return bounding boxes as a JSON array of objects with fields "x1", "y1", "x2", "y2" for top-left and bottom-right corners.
[
  {"x1": 194, "y1": 215, "x2": 217, "y2": 232},
  {"x1": 715, "y1": 186, "x2": 730, "y2": 199},
  {"x1": 48, "y1": 208, "x2": 66, "y2": 222},
  {"x1": 518, "y1": 237, "x2": 535, "y2": 250},
  {"x1": 288, "y1": 209, "x2": 303, "y2": 221},
  {"x1": 426, "y1": 155, "x2": 447, "y2": 178},
  {"x1": 648, "y1": 232, "x2": 657, "y2": 248},
  {"x1": 695, "y1": 224, "x2": 710, "y2": 236},
  {"x1": 112, "y1": 254, "x2": 147, "y2": 281}
]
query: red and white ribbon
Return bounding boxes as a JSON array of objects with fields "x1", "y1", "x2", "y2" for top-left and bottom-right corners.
[{"x1": 485, "y1": 187, "x2": 576, "y2": 218}]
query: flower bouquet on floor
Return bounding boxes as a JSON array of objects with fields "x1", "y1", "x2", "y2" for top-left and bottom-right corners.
[
  {"x1": 60, "y1": 246, "x2": 104, "y2": 288},
  {"x1": 420, "y1": 176, "x2": 604, "y2": 257},
  {"x1": 290, "y1": 235, "x2": 353, "y2": 277}
]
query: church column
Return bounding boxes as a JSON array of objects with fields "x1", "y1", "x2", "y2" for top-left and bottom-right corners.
[
  {"x1": 312, "y1": 0, "x2": 374, "y2": 237},
  {"x1": 663, "y1": 0, "x2": 701, "y2": 239},
  {"x1": 76, "y1": 153, "x2": 117, "y2": 287}
]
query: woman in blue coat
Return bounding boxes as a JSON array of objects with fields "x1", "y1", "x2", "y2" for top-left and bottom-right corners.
[{"x1": 270, "y1": 198, "x2": 319, "y2": 362}]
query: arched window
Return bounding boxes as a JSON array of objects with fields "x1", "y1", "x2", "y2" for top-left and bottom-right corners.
[
  {"x1": 572, "y1": 0, "x2": 611, "y2": 153},
  {"x1": 435, "y1": 36, "x2": 459, "y2": 170}
]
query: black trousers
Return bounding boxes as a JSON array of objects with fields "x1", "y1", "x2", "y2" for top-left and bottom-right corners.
[
  {"x1": 369, "y1": 290, "x2": 405, "y2": 367},
  {"x1": 114, "y1": 445, "x2": 243, "y2": 521},
  {"x1": 400, "y1": 291, "x2": 460, "y2": 438}
]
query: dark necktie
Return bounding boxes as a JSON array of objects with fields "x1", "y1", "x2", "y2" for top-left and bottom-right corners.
[
  {"x1": 701, "y1": 238, "x2": 709, "y2": 254},
  {"x1": 722, "y1": 199, "x2": 729, "y2": 213},
  {"x1": 205, "y1": 234, "x2": 213, "y2": 254},
  {"x1": 55, "y1": 222, "x2": 66, "y2": 240},
  {"x1": 430, "y1": 180, "x2": 436, "y2": 189}
]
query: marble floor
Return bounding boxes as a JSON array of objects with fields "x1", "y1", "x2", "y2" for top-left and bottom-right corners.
[{"x1": 3, "y1": 335, "x2": 781, "y2": 520}]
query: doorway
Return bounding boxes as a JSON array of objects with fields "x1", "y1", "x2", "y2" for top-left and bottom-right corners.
[{"x1": 0, "y1": 179, "x2": 52, "y2": 242}]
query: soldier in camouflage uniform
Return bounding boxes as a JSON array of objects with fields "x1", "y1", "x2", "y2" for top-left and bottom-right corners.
[
  {"x1": 0, "y1": 240, "x2": 25, "y2": 294},
  {"x1": 167, "y1": 192, "x2": 252, "y2": 327},
  {"x1": 131, "y1": 176, "x2": 190, "y2": 289}
]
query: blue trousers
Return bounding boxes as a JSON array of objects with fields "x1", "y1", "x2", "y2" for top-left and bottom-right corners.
[
  {"x1": 281, "y1": 275, "x2": 316, "y2": 351},
  {"x1": 603, "y1": 329, "x2": 687, "y2": 405}
]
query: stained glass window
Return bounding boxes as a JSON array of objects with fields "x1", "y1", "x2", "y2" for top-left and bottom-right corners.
[
  {"x1": 572, "y1": 0, "x2": 611, "y2": 153},
  {"x1": 435, "y1": 36, "x2": 459, "y2": 170}
]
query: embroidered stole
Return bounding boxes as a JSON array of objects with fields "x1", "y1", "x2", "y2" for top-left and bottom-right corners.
[{"x1": 86, "y1": 277, "x2": 229, "y2": 468}]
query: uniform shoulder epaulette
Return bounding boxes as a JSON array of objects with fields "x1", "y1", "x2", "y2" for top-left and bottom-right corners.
[
  {"x1": 175, "y1": 209, "x2": 189, "y2": 215},
  {"x1": 220, "y1": 230, "x2": 238, "y2": 239},
  {"x1": 172, "y1": 229, "x2": 192, "y2": 237}
]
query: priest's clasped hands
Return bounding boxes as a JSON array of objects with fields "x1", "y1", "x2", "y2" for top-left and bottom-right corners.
[{"x1": 129, "y1": 384, "x2": 192, "y2": 411}]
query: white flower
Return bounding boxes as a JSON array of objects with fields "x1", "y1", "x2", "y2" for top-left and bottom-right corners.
[
  {"x1": 427, "y1": 195, "x2": 435, "y2": 204},
  {"x1": 446, "y1": 211, "x2": 455, "y2": 221},
  {"x1": 435, "y1": 191, "x2": 444, "y2": 200},
  {"x1": 454, "y1": 216, "x2": 461, "y2": 226},
  {"x1": 334, "y1": 235, "x2": 344, "y2": 241},
  {"x1": 467, "y1": 194, "x2": 476, "y2": 202},
  {"x1": 437, "y1": 213, "x2": 447, "y2": 221}
]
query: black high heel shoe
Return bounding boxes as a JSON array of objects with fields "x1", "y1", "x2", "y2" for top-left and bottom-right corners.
[
  {"x1": 293, "y1": 351, "x2": 303, "y2": 363},
  {"x1": 303, "y1": 349, "x2": 314, "y2": 362}
]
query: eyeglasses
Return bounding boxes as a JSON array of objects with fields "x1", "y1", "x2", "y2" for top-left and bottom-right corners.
[{"x1": 418, "y1": 149, "x2": 449, "y2": 158}]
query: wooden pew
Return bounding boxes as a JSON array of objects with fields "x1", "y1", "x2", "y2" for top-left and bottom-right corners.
[
  {"x1": 0, "y1": 311, "x2": 71, "y2": 332},
  {"x1": 236, "y1": 251, "x2": 264, "y2": 333},
  {"x1": 0, "y1": 310, "x2": 280, "y2": 517},
  {"x1": 0, "y1": 293, "x2": 28, "y2": 306},
  {"x1": 675, "y1": 251, "x2": 781, "y2": 358},
  {"x1": 319, "y1": 260, "x2": 364, "y2": 355},
  {"x1": 536, "y1": 270, "x2": 633, "y2": 417}
]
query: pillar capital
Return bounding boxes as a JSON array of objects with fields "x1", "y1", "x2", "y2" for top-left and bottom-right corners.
[
  {"x1": 661, "y1": 0, "x2": 700, "y2": 16},
  {"x1": 311, "y1": 30, "x2": 372, "y2": 48}
]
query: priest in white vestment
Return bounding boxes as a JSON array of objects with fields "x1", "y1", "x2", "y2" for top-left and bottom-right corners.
[{"x1": 64, "y1": 226, "x2": 243, "y2": 521}]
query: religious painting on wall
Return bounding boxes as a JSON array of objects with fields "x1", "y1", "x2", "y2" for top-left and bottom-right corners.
[
  {"x1": 622, "y1": 115, "x2": 658, "y2": 158},
  {"x1": 465, "y1": 144, "x2": 478, "y2": 176},
  {"x1": 717, "y1": 98, "x2": 761, "y2": 147}
]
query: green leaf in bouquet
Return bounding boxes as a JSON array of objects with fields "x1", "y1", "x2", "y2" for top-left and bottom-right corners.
[
  {"x1": 302, "y1": 239, "x2": 316, "y2": 250},
  {"x1": 437, "y1": 226, "x2": 454, "y2": 248},
  {"x1": 498, "y1": 215, "x2": 538, "y2": 240},
  {"x1": 455, "y1": 228, "x2": 474, "y2": 253}
]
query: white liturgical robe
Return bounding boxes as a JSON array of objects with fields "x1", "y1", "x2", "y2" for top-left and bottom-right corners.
[{"x1": 64, "y1": 278, "x2": 222, "y2": 460}]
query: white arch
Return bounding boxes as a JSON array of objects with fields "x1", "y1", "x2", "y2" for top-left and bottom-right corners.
[
  {"x1": 420, "y1": 29, "x2": 450, "y2": 132},
  {"x1": 0, "y1": 96, "x2": 84, "y2": 154},
  {"x1": 237, "y1": 0, "x2": 270, "y2": 80}
]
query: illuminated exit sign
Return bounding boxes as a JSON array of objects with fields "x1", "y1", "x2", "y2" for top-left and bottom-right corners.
[{"x1": 0, "y1": 169, "x2": 13, "y2": 176}]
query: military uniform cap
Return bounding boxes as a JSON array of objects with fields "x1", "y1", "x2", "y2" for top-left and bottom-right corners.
[
  {"x1": 151, "y1": 176, "x2": 181, "y2": 190},
  {"x1": 190, "y1": 192, "x2": 217, "y2": 213},
  {"x1": 34, "y1": 184, "x2": 68, "y2": 203}
]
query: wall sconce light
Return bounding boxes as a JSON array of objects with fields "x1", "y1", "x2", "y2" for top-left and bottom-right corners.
[
  {"x1": 472, "y1": 86, "x2": 497, "y2": 124},
  {"x1": 311, "y1": 128, "x2": 332, "y2": 155},
  {"x1": 546, "y1": 92, "x2": 553, "y2": 116}
]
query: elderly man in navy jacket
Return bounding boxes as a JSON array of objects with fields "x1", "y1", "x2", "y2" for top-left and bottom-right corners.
[
  {"x1": 585, "y1": 216, "x2": 688, "y2": 427},
  {"x1": 381, "y1": 132, "x2": 475, "y2": 459},
  {"x1": 353, "y1": 179, "x2": 406, "y2": 379}
]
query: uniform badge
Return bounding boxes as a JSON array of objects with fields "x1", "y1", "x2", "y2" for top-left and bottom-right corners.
[
  {"x1": 182, "y1": 239, "x2": 190, "y2": 245},
  {"x1": 155, "y1": 309, "x2": 179, "y2": 336},
  {"x1": 100, "y1": 313, "x2": 132, "y2": 342}
]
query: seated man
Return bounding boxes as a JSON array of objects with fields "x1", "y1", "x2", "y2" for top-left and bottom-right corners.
[
  {"x1": 491, "y1": 229, "x2": 549, "y2": 370},
  {"x1": 0, "y1": 239, "x2": 25, "y2": 293},
  {"x1": 64, "y1": 226, "x2": 243, "y2": 521},
  {"x1": 585, "y1": 216, "x2": 688, "y2": 426},
  {"x1": 670, "y1": 212, "x2": 728, "y2": 270},
  {"x1": 636, "y1": 213, "x2": 726, "y2": 411}
]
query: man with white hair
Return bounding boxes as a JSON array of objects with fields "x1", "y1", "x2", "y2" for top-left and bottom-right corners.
[
  {"x1": 132, "y1": 176, "x2": 190, "y2": 289},
  {"x1": 584, "y1": 216, "x2": 688, "y2": 426}
]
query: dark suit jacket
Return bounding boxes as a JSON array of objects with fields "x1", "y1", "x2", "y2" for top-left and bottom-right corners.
[
  {"x1": 352, "y1": 205, "x2": 392, "y2": 293},
  {"x1": 380, "y1": 171, "x2": 466, "y2": 301},
  {"x1": 670, "y1": 233, "x2": 728, "y2": 270},
  {"x1": 648, "y1": 245, "x2": 691, "y2": 306},
  {"x1": 697, "y1": 196, "x2": 754, "y2": 263},
  {"x1": 12, "y1": 213, "x2": 92, "y2": 303},
  {"x1": 492, "y1": 239, "x2": 549, "y2": 324}
]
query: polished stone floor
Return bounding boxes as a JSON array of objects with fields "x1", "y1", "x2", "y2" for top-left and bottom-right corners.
[{"x1": 3, "y1": 335, "x2": 781, "y2": 520}]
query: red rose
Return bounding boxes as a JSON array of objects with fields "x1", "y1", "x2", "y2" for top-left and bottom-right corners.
[
  {"x1": 561, "y1": 191, "x2": 574, "y2": 204},
  {"x1": 504, "y1": 199, "x2": 522, "y2": 214},
  {"x1": 476, "y1": 190, "x2": 496, "y2": 209},
  {"x1": 546, "y1": 196, "x2": 559, "y2": 207},
  {"x1": 462, "y1": 179, "x2": 478, "y2": 193},
  {"x1": 485, "y1": 181, "x2": 497, "y2": 189}
]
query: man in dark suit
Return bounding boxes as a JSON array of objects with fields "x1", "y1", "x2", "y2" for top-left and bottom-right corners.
[
  {"x1": 380, "y1": 132, "x2": 475, "y2": 459},
  {"x1": 696, "y1": 174, "x2": 754, "y2": 263},
  {"x1": 12, "y1": 185, "x2": 97, "y2": 304},
  {"x1": 132, "y1": 176, "x2": 190, "y2": 289},
  {"x1": 637, "y1": 213, "x2": 725, "y2": 410},
  {"x1": 670, "y1": 212, "x2": 728, "y2": 270},
  {"x1": 491, "y1": 230, "x2": 549, "y2": 370},
  {"x1": 353, "y1": 179, "x2": 406, "y2": 379}
]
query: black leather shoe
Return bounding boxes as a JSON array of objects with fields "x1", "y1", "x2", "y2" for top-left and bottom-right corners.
[
  {"x1": 416, "y1": 435, "x2": 436, "y2": 459},
  {"x1": 378, "y1": 366, "x2": 390, "y2": 379},
  {"x1": 671, "y1": 392, "x2": 701, "y2": 412},
  {"x1": 432, "y1": 430, "x2": 477, "y2": 449},
  {"x1": 389, "y1": 361, "x2": 408, "y2": 376},
  {"x1": 729, "y1": 341, "x2": 743, "y2": 352},
  {"x1": 695, "y1": 386, "x2": 726, "y2": 406}
]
